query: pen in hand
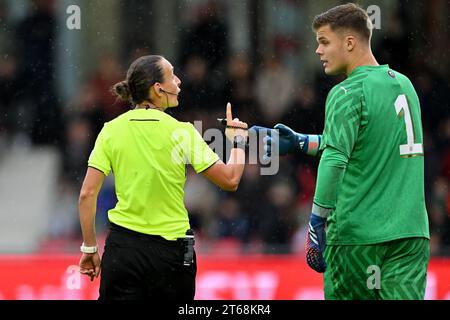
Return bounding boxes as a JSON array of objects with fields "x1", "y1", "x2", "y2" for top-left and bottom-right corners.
[{"x1": 217, "y1": 118, "x2": 248, "y2": 130}]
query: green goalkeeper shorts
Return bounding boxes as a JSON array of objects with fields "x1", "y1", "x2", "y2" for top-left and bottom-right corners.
[{"x1": 323, "y1": 237, "x2": 429, "y2": 300}]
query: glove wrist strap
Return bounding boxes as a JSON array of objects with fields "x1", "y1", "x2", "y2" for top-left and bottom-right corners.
[{"x1": 305, "y1": 135, "x2": 321, "y2": 156}]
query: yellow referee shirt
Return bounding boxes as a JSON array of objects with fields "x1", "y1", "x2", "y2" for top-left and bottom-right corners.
[{"x1": 88, "y1": 108, "x2": 219, "y2": 240}]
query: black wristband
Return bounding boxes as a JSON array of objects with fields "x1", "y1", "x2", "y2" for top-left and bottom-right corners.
[{"x1": 233, "y1": 136, "x2": 247, "y2": 150}]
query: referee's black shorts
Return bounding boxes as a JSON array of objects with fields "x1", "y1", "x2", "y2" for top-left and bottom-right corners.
[{"x1": 99, "y1": 223, "x2": 197, "y2": 300}]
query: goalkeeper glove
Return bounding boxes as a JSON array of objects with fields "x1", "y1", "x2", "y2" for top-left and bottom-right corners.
[
  {"x1": 249, "y1": 124, "x2": 321, "y2": 160},
  {"x1": 305, "y1": 213, "x2": 327, "y2": 273},
  {"x1": 272, "y1": 123, "x2": 320, "y2": 156}
]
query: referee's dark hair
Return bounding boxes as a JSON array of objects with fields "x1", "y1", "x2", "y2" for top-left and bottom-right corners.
[{"x1": 112, "y1": 55, "x2": 164, "y2": 105}]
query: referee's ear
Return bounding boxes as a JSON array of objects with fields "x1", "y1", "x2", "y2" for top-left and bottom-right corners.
[{"x1": 149, "y1": 85, "x2": 161, "y2": 99}]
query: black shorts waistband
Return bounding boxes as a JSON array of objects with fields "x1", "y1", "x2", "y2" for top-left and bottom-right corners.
[{"x1": 109, "y1": 222, "x2": 184, "y2": 247}]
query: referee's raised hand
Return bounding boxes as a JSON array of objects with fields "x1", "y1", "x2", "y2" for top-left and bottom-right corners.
[{"x1": 224, "y1": 102, "x2": 248, "y2": 142}]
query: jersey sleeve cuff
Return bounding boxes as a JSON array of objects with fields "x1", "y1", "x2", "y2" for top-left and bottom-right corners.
[
  {"x1": 196, "y1": 158, "x2": 219, "y2": 174},
  {"x1": 312, "y1": 202, "x2": 332, "y2": 218},
  {"x1": 88, "y1": 164, "x2": 108, "y2": 176}
]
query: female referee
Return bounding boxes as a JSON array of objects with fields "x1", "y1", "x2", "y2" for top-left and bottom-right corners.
[{"x1": 78, "y1": 55, "x2": 248, "y2": 300}]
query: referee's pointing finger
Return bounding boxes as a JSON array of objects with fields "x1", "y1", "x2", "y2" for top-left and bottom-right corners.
[{"x1": 226, "y1": 102, "x2": 232, "y2": 123}]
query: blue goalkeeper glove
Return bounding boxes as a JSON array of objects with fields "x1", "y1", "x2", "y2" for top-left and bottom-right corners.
[
  {"x1": 272, "y1": 123, "x2": 309, "y2": 155},
  {"x1": 248, "y1": 125, "x2": 277, "y2": 161},
  {"x1": 305, "y1": 213, "x2": 327, "y2": 273},
  {"x1": 249, "y1": 124, "x2": 320, "y2": 160}
]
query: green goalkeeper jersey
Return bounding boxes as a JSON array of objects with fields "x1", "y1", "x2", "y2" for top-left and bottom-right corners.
[{"x1": 318, "y1": 64, "x2": 429, "y2": 245}]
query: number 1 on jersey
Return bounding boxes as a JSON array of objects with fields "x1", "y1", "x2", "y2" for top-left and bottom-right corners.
[{"x1": 394, "y1": 94, "x2": 423, "y2": 157}]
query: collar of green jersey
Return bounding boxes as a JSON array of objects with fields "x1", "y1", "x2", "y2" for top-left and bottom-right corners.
[{"x1": 348, "y1": 64, "x2": 389, "y2": 77}]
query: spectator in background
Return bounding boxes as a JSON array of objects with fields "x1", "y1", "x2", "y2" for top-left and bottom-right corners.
[
  {"x1": 413, "y1": 63, "x2": 449, "y2": 146},
  {"x1": 179, "y1": 0, "x2": 229, "y2": 72},
  {"x1": 87, "y1": 53, "x2": 127, "y2": 121},
  {"x1": 66, "y1": 83, "x2": 105, "y2": 139},
  {"x1": 438, "y1": 118, "x2": 450, "y2": 254},
  {"x1": 0, "y1": 0, "x2": 13, "y2": 54},
  {"x1": 177, "y1": 55, "x2": 221, "y2": 117},
  {"x1": 16, "y1": 0, "x2": 62, "y2": 145},
  {"x1": 441, "y1": 118, "x2": 450, "y2": 181},
  {"x1": 255, "y1": 55, "x2": 297, "y2": 125},
  {"x1": 428, "y1": 176, "x2": 449, "y2": 255},
  {"x1": 412, "y1": 59, "x2": 450, "y2": 256},
  {"x1": 281, "y1": 84, "x2": 323, "y2": 134},
  {"x1": 258, "y1": 176, "x2": 298, "y2": 254},
  {"x1": 0, "y1": 57, "x2": 21, "y2": 143},
  {"x1": 234, "y1": 164, "x2": 269, "y2": 249},
  {"x1": 215, "y1": 196, "x2": 249, "y2": 243},
  {"x1": 0, "y1": 0, "x2": 19, "y2": 144},
  {"x1": 60, "y1": 83, "x2": 105, "y2": 189},
  {"x1": 127, "y1": 46, "x2": 152, "y2": 66},
  {"x1": 62, "y1": 115, "x2": 93, "y2": 188},
  {"x1": 47, "y1": 175, "x2": 80, "y2": 241},
  {"x1": 294, "y1": 163, "x2": 317, "y2": 218},
  {"x1": 224, "y1": 53, "x2": 259, "y2": 125},
  {"x1": 374, "y1": 12, "x2": 410, "y2": 73}
]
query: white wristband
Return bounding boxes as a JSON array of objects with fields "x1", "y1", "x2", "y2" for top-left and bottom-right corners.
[
  {"x1": 80, "y1": 243, "x2": 98, "y2": 254},
  {"x1": 311, "y1": 203, "x2": 331, "y2": 218}
]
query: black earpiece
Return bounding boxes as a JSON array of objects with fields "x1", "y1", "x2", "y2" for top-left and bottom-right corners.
[{"x1": 158, "y1": 88, "x2": 179, "y2": 96}]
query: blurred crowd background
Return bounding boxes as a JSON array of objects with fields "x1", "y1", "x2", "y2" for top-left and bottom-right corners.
[{"x1": 0, "y1": 0, "x2": 449, "y2": 256}]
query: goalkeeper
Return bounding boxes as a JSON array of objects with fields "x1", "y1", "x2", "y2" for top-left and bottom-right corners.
[{"x1": 251, "y1": 3, "x2": 429, "y2": 300}]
